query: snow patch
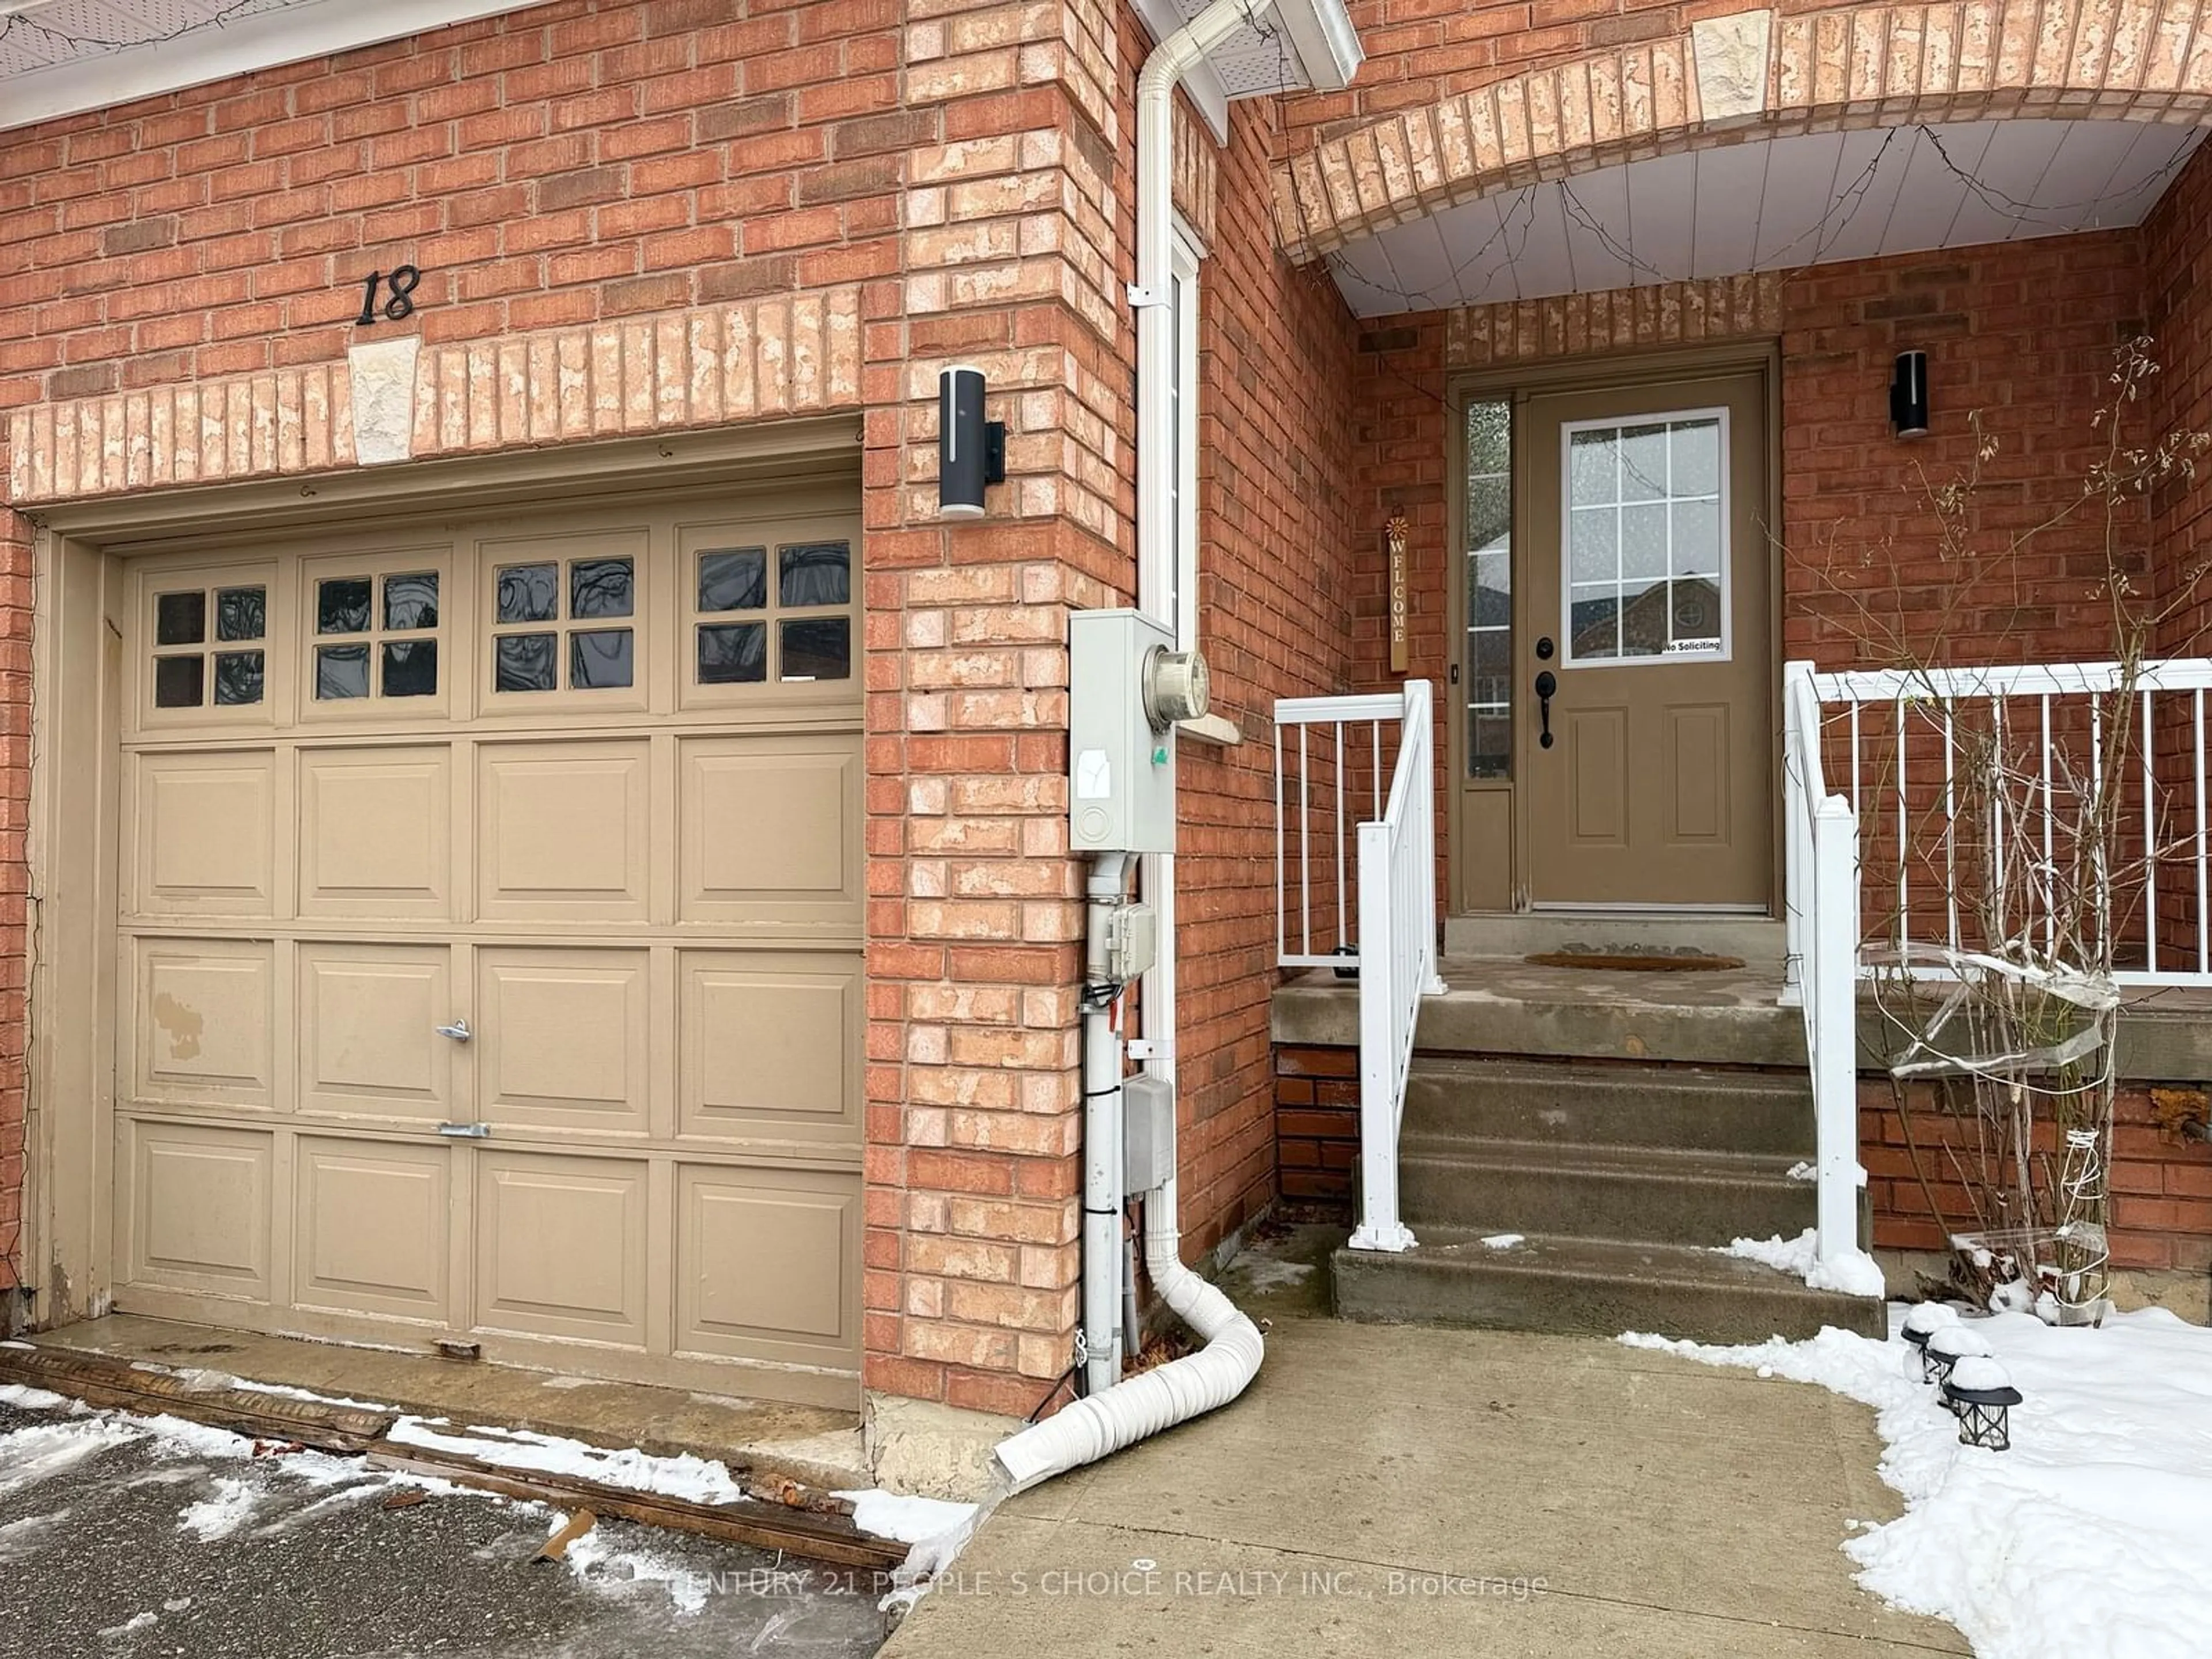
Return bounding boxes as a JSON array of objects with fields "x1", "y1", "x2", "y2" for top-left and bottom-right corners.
[
  {"x1": 1232, "y1": 1256, "x2": 1316, "y2": 1290},
  {"x1": 97, "y1": 1611, "x2": 158, "y2": 1639},
  {"x1": 387, "y1": 1418, "x2": 751, "y2": 1506},
  {"x1": 179, "y1": 1476, "x2": 264, "y2": 1540},
  {"x1": 0, "y1": 1383, "x2": 69, "y2": 1412},
  {"x1": 0, "y1": 1418, "x2": 143, "y2": 1496},
  {"x1": 560, "y1": 1517, "x2": 709, "y2": 1615},
  {"x1": 1719, "y1": 1228, "x2": 1887, "y2": 1297},
  {"x1": 1622, "y1": 1306, "x2": 2212, "y2": 1659},
  {"x1": 834, "y1": 1488, "x2": 978, "y2": 1546},
  {"x1": 0, "y1": 1508, "x2": 70, "y2": 1564},
  {"x1": 1786, "y1": 1160, "x2": 1817, "y2": 1182},
  {"x1": 1479, "y1": 1233, "x2": 1525, "y2": 1250}
]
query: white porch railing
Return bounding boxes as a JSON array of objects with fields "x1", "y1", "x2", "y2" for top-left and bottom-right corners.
[
  {"x1": 1274, "y1": 680, "x2": 1445, "y2": 1251},
  {"x1": 1798, "y1": 658, "x2": 2212, "y2": 985},
  {"x1": 1783, "y1": 655, "x2": 2212, "y2": 1275},
  {"x1": 1781, "y1": 662, "x2": 1868, "y2": 1274}
]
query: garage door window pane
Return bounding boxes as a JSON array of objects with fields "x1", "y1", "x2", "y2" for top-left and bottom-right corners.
[
  {"x1": 156, "y1": 592, "x2": 205, "y2": 646},
  {"x1": 317, "y1": 578, "x2": 372, "y2": 635},
  {"x1": 495, "y1": 633, "x2": 557, "y2": 692},
  {"x1": 315, "y1": 643, "x2": 370, "y2": 699},
  {"x1": 780, "y1": 618, "x2": 850, "y2": 681},
  {"x1": 382, "y1": 639, "x2": 437, "y2": 698},
  {"x1": 496, "y1": 564, "x2": 558, "y2": 624},
  {"x1": 698, "y1": 622, "x2": 766, "y2": 684},
  {"x1": 214, "y1": 651, "x2": 263, "y2": 706},
  {"x1": 571, "y1": 558, "x2": 634, "y2": 619},
  {"x1": 215, "y1": 587, "x2": 265, "y2": 642},
  {"x1": 383, "y1": 573, "x2": 438, "y2": 631},
  {"x1": 154, "y1": 654, "x2": 203, "y2": 707},
  {"x1": 570, "y1": 628, "x2": 634, "y2": 689},
  {"x1": 779, "y1": 541, "x2": 850, "y2": 608},
  {"x1": 698, "y1": 548, "x2": 766, "y2": 613}
]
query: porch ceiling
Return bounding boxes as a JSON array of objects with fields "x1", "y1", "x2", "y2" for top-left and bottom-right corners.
[{"x1": 1328, "y1": 118, "x2": 2203, "y2": 320}]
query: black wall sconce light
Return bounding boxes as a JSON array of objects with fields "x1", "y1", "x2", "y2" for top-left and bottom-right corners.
[
  {"x1": 938, "y1": 365, "x2": 1006, "y2": 519},
  {"x1": 1890, "y1": 350, "x2": 1930, "y2": 438}
]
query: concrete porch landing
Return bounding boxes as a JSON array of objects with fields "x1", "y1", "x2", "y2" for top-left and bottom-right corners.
[
  {"x1": 25, "y1": 1313, "x2": 869, "y2": 1493},
  {"x1": 881, "y1": 1228, "x2": 1963, "y2": 1659},
  {"x1": 1272, "y1": 955, "x2": 1806, "y2": 1067}
]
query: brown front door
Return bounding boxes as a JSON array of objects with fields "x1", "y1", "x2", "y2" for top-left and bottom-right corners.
[{"x1": 1521, "y1": 372, "x2": 1772, "y2": 907}]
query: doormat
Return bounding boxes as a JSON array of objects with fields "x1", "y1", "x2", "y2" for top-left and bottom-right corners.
[{"x1": 1524, "y1": 951, "x2": 1744, "y2": 972}]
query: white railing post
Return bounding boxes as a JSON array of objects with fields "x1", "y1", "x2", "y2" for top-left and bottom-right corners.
[
  {"x1": 1780, "y1": 662, "x2": 1814, "y2": 1009},
  {"x1": 1350, "y1": 816, "x2": 1415, "y2": 1251},
  {"x1": 1408, "y1": 680, "x2": 1446, "y2": 996},
  {"x1": 1811, "y1": 795, "x2": 1865, "y2": 1267}
]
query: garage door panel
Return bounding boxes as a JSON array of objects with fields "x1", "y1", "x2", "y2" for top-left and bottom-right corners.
[
  {"x1": 119, "y1": 496, "x2": 863, "y2": 1406},
  {"x1": 293, "y1": 1138, "x2": 451, "y2": 1321},
  {"x1": 126, "y1": 1120, "x2": 272, "y2": 1301},
  {"x1": 675, "y1": 1165, "x2": 858, "y2": 1366},
  {"x1": 478, "y1": 740, "x2": 650, "y2": 921},
  {"x1": 679, "y1": 952, "x2": 859, "y2": 1146},
  {"x1": 678, "y1": 736, "x2": 861, "y2": 930},
  {"x1": 478, "y1": 948, "x2": 649, "y2": 1134},
  {"x1": 297, "y1": 944, "x2": 454, "y2": 1121},
  {"x1": 474, "y1": 1151, "x2": 648, "y2": 1346},
  {"x1": 132, "y1": 750, "x2": 278, "y2": 918},
  {"x1": 298, "y1": 747, "x2": 452, "y2": 918},
  {"x1": 132, "y1": 939, "x2": 275, "y2": 1107}
]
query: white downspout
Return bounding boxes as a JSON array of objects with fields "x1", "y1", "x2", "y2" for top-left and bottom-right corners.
[{"x1": 993, "y1": 0, "x2": 1278, "y2": 1494}]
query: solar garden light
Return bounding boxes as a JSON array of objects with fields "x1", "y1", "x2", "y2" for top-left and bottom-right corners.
[
  {"x1": 1899, "y1": 1301, "x2": 1960, "y2": 1381},
  {"x1": 1941, "y1": 1355, "x2": 2023, "y2": 1451},
  {"x1": 1923, "y1": 1324, "x2": 1993, "y2": 1392}
]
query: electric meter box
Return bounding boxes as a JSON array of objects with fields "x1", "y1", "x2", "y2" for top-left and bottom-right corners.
[{"x1": 1069, "y1": 609, "x2": 1178, "y2": 855}]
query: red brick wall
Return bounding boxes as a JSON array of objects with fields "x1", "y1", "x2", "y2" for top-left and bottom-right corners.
[
  {"x1": 1169, "y1": 112, "x2": 1362, "y2": 1264},
  {"x1": 0, "y1": 0, "x2": 1143, "y2": 1414},
  {"x1": 1861, "y1": 1080, "x2": 2212, "y2": 1278},
  {"x1": 1781, "y1": 233, "x2": 2149, "y2": 671},
  {"x1": 2144, "y1": 138, "x2": 2212, "y2": 657},
  {"x1": 1276, "y1": 1044, "x2": 1361, "y2": 1206}
]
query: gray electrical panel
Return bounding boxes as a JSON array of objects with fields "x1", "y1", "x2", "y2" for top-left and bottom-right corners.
[
  {"x1": 1122, "y1": 1073, "x2": 1176, "y2": 1195},
  {"x1": 1069, "y1": 609, "x2": 1177, "y2": 855}
]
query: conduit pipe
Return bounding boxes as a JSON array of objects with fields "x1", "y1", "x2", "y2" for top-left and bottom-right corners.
[
  {"x1": 994, "y1": 0, "x2": 1314, "y2": 1497},
  {"x1": 1078, "y1": 852, "x2": 1131, "y2": 1398}
]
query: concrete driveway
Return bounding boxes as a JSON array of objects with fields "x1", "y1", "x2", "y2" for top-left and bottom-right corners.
[{"x1": 882, "y1": 1228, "x2": 1967, "y2": 1659}]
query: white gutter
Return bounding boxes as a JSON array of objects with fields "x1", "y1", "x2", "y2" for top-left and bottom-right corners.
[{"x1": 993, "y1": 0, "x2": 1281, "y2": 1494}]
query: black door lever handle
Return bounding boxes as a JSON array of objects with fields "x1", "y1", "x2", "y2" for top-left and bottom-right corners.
[{"x1": 1535, "y1": 670, "x2": 1556, "y2": 749}]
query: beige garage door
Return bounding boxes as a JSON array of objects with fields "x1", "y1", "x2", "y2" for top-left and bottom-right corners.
[{"x1": 112, "y1": 489, "x2": 865, "y2": 1407}]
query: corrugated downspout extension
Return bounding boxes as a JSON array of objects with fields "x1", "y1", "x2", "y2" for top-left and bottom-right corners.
[{"x1": 991, "y1": 1176, "x2": 1264, "y2": 1493}]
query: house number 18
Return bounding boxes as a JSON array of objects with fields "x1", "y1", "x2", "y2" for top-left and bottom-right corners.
[{"x1": 356, "y1": 265, "x2": 422, "y2": 325}]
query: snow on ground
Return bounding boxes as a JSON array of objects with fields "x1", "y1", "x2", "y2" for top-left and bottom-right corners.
[
  {"x1": 558, "y1": 1513, "x2": 711, "y2": 1615},
  {"x1": 1786, "y1": 1160, "x2": 1817, "y2": 1182},
  {"x1": 833, "y1": 1488, "x2": 978, "y2": 1546},
  {"x1": 385, "y1": 1417, "x2": 751, "y2": 1505},
  {"x1": 1719, "y1": 1226, "x2": 1888, "y2": 1297},
  {"x1": 1624, "y1": 1305, "x2": 2212, "y2": 1659},
  {"x1": 1479, "y1": 1232, "x2": 1525, "y2": 1249},
  {"x1": 1232, "y1": 1256, "x2": 1316, "y2": 1291}
]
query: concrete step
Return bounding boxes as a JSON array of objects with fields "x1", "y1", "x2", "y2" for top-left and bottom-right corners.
[
  {"x1": 1395, "y1": 1139, "x2": 1817, "y2": 1247},
  {"x1": 1332, "y1": 1229, "x2": 1883, "y2": 1344},
  {"x1": 1402, "y1": 1056, "x2": 1815, "y2": 1155}
]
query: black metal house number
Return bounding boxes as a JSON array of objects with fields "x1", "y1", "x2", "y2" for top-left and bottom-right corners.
[{"x1": 357, "y1": 266, "x2": 422, "y2": 325}]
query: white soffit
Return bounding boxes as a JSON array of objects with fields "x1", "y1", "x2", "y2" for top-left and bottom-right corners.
[
  {"x1": 1328, "y1": 119, "x2": 2205, "y2": 319},
  {"x1": 0, "y1": 0, "x2": 533, "y2": 131}
]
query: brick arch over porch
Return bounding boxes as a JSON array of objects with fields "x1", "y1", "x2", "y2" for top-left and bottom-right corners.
[{"x1": 1273, "y1": 0, "x2": 2212, "y2": 261}]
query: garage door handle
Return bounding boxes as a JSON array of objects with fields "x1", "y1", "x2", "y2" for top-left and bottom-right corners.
[
  {"x1": 436, "y1": 1018, "x2": 471, "y2": 1042},
  {"x1": 438, "y1": 1122, "x2": 490, "y2": 1139}
]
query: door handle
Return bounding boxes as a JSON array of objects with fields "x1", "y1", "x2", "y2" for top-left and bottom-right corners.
[
  {"x1": 436, "y1": 1018, "x2": 471, "y2": 1043},
  {"x1": 1535, "y1": 671, "x2": 1556, "y2": 749}
]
